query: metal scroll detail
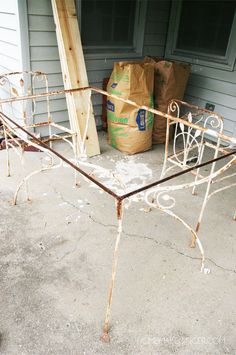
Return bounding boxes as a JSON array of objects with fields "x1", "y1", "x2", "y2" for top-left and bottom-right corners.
[{"x1": 166, "y1": 100, "x2": 224, "y2": 171}]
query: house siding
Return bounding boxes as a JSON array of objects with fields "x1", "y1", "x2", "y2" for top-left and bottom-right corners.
[
  {"x1": 0, "y1": 0, "x2": 21, "y2": 74},
  {"x1": 27, "y1": 0, "x2": 68, "y2": 134},
  {"x1": 0, "y1": 0, "x2": 24, "y2": 120},
  {"x1": 143, "y1": 0, "x2": 170, "y2": 58},
  {"x1": 26, "y1": 0, "x2": 169, "y2": 131},
  {"x1": 183, "y1": 64, "x2": 236, "y2": 138}
]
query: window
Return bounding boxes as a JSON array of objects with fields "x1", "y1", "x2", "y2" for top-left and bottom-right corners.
[
  {"x1": 78, "y1": 0, "x2": 146, "y2": 56},
  {"x1": 165, "y1": 0, "x2": 236, "y2": 70}
]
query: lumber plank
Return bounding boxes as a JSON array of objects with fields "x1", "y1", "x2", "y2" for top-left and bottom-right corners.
[{"x1": 51, "y1": 0, "x2": 100, "y2": 157}]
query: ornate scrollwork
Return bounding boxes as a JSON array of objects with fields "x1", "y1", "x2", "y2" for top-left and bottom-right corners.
[
  {"x1": 0, "y1": 75, "x2": 9, "y2": 87},
  {"x1": 155, "y1": 191, "x2": 176, "y2": 209},
  {"x1": 168, "y1": 100, "x2": 180, "y2": 117},
  {"x1": 173, "y1": 111, "x2": 202, "y2": 167},
  {"x1": 204, "y1": 114, "x2": 223, "y2": 132},
  {"x1": 144, "y1": 188, "x2": 176, "y2": 210},
  {"x1": 167, "y1": 100, "x2": 224, "y2": 171}
]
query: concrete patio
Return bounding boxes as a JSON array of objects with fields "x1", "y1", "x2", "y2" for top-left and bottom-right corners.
[{"x1": 0, "y1": 132, "x2": 235, "y2": 355}]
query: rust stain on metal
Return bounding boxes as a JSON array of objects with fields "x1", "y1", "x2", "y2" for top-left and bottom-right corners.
[
  {"x1": 195, "y1": 222, "x2": 200, "y2": 233},
  {"x1": 116, "y1": 199, "x2": 122, "y2": 220},
  {"x1": 190, "y1": 233, "x2": 197, "y2": 248},
  {"x1": 100, "y1": 332, "x2": 110, "y2": 343},
  {"x1": 101, "y1": 200, "x2": 123, "y2": 343},
  {"x1": 29, "y1": 121, "x2": 50, "y2": 127}
]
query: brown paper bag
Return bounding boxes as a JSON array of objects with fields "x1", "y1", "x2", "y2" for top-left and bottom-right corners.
[
  {"x1": 107, "y1": 61, "x2": 154, "y2": 154},
  {"x1": 145, "y1": 57, "x2": 191, "y2": 144}
]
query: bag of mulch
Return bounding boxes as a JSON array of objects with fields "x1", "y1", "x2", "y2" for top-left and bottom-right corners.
[
  {"x1": 145, "y1": 57, "x2": 191, "y2": 144},
  {"x1": 107, "y1": 61, "x2": 154, "y2": 154}
]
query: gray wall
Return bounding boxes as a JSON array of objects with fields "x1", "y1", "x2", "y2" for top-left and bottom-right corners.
[
  {"x1": 26, "y1": 0, "x2": 169, "y2": 130},
  {"x1": 0, "y1": 0, "x2": 24, "y2": 120},
  {"x1": 143, "y1": 0, "x2": 170, "y2": 58},
  {"x1": 27, "y1": 0, "x2": 68, "y2": 132},
  {"x1": 184, "y1": 63, "x2": 236, "y2": 138},
  {"x1": 0, "y1": 0, "x2": 21, "y2": 74}
]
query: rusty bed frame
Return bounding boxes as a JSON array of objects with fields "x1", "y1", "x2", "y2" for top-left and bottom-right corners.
[{"x1": 0, "y1": 81, "x2": 236, "y2": 342}]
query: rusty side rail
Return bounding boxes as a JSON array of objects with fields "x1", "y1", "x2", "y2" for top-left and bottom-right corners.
[
  {"x1": 0, "y1": 85, "x2": 236, "y2": 145},
  {"x1": 1, "y1": 111, "x2": 236, "y2": 203}
]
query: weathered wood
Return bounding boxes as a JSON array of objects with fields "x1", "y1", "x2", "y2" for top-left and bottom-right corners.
[{"x1": 51, "y1": 0, "x2": 100, "y2": 157}]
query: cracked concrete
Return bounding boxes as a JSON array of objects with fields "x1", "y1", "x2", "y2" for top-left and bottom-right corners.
[
  {"x1": 51, "y1": 178, "x2": 236, "y2": 275},
  {"x1": 0, "y1": 131, "x2": 236, "y2": 355}
]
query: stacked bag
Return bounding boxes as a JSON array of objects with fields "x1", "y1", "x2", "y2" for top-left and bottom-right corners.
[
  {"x1": 107, "y1": 61, "x2": 154, "y2": 154},
  {"x1": 146, "y1": 57, "x2": 191, "y2": 144},
  {"x1": 107, "y1": 58, "x2": 191, "y2": 153}
]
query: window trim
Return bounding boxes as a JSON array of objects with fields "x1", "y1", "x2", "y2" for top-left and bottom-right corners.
[
  {"x1": 165, "y1": 0, "x2": 236, "y2": 71},
  {"x1": 77, "y1": 0, "x2": 147, "y2": 59}
]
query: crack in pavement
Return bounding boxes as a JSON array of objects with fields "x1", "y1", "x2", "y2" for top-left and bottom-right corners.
[
  {"x1": 122, "y1": 233, "x2": 236, "y2": 274},
  {"x1": 49, "y1": 183, "x2": 236, "y2": 275},
  {"x1": 50, "y1": 184, "x2": 115, "y2": 229},
  {"x1": 55, "y1": 244, "x2": 81, "y2": 262}
]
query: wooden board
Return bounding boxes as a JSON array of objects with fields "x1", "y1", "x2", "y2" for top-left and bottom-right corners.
[{"x1": 51, "y1": 0, "x2": 100, "y2": 157}]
